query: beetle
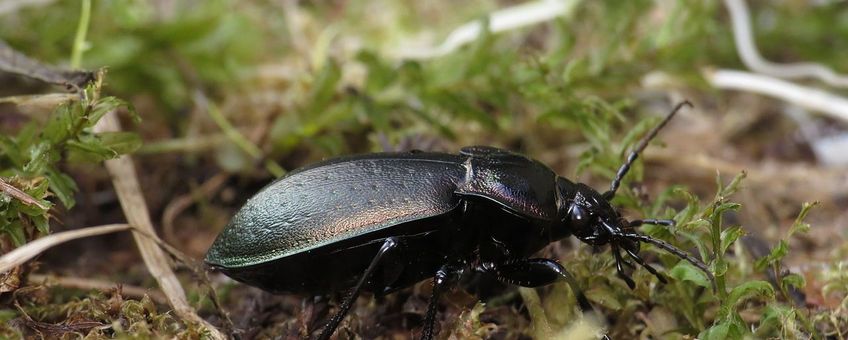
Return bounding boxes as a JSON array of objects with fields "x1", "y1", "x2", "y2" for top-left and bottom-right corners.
[{"x1": 205, "y1": 101, "x2": 714, "y2": 339}]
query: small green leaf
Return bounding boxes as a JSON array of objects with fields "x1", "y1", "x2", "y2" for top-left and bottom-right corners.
[
  {"x1": 782, "y1": 273, "x2": 805, "y2": 290},
  {"x1": 23, "y1": 142, "x2": 53, "y2": 174},
  {"x1": 788, "y1": 201, "x2": 818, "y2": 237},
  {"x1": 720, "y1": 226, "x2": 745, "y2": 254},
  {"x1": 669, "y1": 261, "x2": 711, "y2": 288},
  {"x1": 42, "y1": 102, "x2": 79, "y2": 144},
  {"x1": 713, "y1": 202, "x2": 741, "y2": 217},
  {"x1": 0, "y1": 135, "x2": 24, "y2": 167},
  {"x1": 700, "y1": 315, "x2": 746, "y2": 340},
  {"x1": 356, "y1": 50, "x2": 397, "y2": 92},
  {"x1": 32, "y1": 214, "x2": 49, "y2": 234},
  {"x1": 97, "y1": 131, "x2": 142, "y2": 155},
  {"x1": 26, "y1": 178, "x2": 50, "y2": 200},
  {"x1": 89, "y1": 96, "x2": 139, "y2": 125},
  {"x1": 3, "y1": 220, "x2": 26, "y2": 246},
  {"x1": 46, "y1": 169, "x2": 78, "y2": 209},
  {"x1": 756, "y1": 305, "x2": 796, "y2": 337},
  {"x1": 714, "y1": 171, "x2": 746, "y2": 201},
  {"x1": 307, "y1": 59, "x2": 342, "y2": 115},
  {"x1": 67, "y1": 136, "x2": 118, "y2": 162},
  {"x1": 721, "y1": 280, "x2": 774, "y2": 318},
  {"x1": 754, "y1": 240, "x2": 788, "y2": 271}
]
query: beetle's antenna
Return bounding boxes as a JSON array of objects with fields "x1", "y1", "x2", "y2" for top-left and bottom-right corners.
[
  {"x1": 603, "y1": 101, "x2": 692, "y2": 200},
  {"x1": 621, "y1": 232, "x2": 717, "y2": 291}
]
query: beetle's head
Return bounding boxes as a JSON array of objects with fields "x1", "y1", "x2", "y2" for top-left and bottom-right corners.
[
  {"x1": 560, "y1": 181, "x2": 638, "y2": 250},
  {"x1": 555, "y1": 101, "x2": 715, "y2": 290}
]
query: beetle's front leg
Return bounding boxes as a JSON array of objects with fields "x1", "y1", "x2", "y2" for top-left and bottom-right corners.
[
  {"x1": 480, "y1": 258, "x2": 593, "y2": 313},
  {"x1": 481, "y1": 258, "x2": 610, "y2": 339}
]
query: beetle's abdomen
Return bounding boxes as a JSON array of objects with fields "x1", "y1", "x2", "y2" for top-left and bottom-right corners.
[{"x1": 205, "y1": 156, "x2": 466, "y2": 269}]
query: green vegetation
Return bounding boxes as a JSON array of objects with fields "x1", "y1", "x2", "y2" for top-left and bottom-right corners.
[{"x1": 0, "y1": 1, "x2": 845, "y2": 339}]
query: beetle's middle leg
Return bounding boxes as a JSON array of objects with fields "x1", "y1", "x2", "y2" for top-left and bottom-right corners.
[
  {"x1": 317, "y1": 237, "x2": 401, "y2": 340},
  {"x1": 421, "y1": 261, "x2": 464, "y2": 340}
]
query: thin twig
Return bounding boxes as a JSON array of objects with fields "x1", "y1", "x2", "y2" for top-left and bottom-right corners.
[
  {"x1": 92, "y1": 111, "x2": 226, "y2": 339},
  {"x1": 28, "y1": 274, "x2": 169, "y2": 305},
  {"x1": 0, "y1": 224, "x2": 131, "y2": 273},
  {"x1": 724, "y1": 0, "x2": 848, "y2": 87},
  {"x1": 392, "y1": 0, "x2": 582, "y2": 60},
  {"x1": 704, "y1": 69, "x2": 848, "y2": 123},
  {"x1": 161, "y1": 172, "x2": 230, "y2": 245}
]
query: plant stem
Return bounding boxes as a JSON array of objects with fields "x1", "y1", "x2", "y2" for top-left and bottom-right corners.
[
  {"x1": 71, "y1": 0, "x2": 91, "y2": 69},
  {"x1": 206, "y1": 101, "x2": 286, "y2": 177}
]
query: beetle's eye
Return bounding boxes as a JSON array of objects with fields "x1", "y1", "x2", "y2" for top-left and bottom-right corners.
[{"x1": 569, "y1": 205, "x2": 589, "y2": 228}]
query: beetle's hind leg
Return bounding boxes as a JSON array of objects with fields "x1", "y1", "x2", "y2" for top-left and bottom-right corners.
[{"x1": 317, "y1": 237, "x2": 401, "y2": 340}]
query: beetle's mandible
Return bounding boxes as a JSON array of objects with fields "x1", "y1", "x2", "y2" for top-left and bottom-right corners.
[{"x1": 205, "y1": 101, "x2": 714, "y2": 339}]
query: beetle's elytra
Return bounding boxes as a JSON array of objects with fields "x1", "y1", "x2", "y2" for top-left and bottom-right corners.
[{"x1": 206, "y1": 101, "x2": 713, "y2": 340}]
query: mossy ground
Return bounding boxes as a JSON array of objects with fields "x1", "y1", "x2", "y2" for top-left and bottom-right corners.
[{"x1": 0, "y1": 1, "x2": 846, "y2": 339}]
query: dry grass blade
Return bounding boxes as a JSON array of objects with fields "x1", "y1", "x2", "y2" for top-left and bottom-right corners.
[
  {"x1": 724, "y1": 0, "x2": 848, "y2": 87},
  {"x1": 392, "y1": 0, "x2": 582, "y2": 59},
  {"x1": 705, "y1": 69, "x2": 848, "y2": 123},
  {"x1": 29, "y1": 274, "x2": 168, "y2": 305},
  {"x1": 162, "y1": 172, "x2": 230, "y2": 245},
  {"x1": 0, "y1": 177, "x2": 48, "y2": 210},
  {"x1": 0, "y1": 39, "x2": 95, "y2": 90},
  {"x1": 92, "y1": 111, "x2": 225, "y2": 339},
  {"x1": 0, "y1": 223, "x2": 131, "y2": 273}
]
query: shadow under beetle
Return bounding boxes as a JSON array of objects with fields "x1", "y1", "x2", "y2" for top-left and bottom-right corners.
[{"x1": 205, "y1": 101, "x2": 715, "y2": 339}]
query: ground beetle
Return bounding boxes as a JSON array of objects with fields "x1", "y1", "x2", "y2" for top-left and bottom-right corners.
[{"x1": 205, "y1": 101, "x2": 714, "y2": 339}]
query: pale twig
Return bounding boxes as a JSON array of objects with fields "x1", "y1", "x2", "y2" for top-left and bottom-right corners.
[
  {"x1": 92, "y1": 111, "x2": 226, "y2": 339},
  {"x1": 0, "y1": 0, "x2": 55, "y2": 16},
  {"x1": 0, "y1": 224, "x2": 131, "y2": 273},
  {"x1": 704, "y1": 69, "x2": 848, "y2": 123},
  {"x1": 161, "y1": 172, "x2": 230, "y2": 245},
  {"x1": 28, "y1": 274, "x2": 169, "y2": 305},
  {"x1": 724, "y1": 0, "x2": 848, "y2": 87},
  {"x1": 393, "y1": 0, "x2": 582, "y2": 60}
]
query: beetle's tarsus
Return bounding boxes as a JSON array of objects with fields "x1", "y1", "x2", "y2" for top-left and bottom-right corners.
[
  {"x1": 622, "y1": 233, "x2": 717, "y2": 291},
  {"x1": 611, "y1": 245, "x2": 636, "y2": 289},
  {"x1": 623, "y1": 247, "x2": 667, "y2": 284}
]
